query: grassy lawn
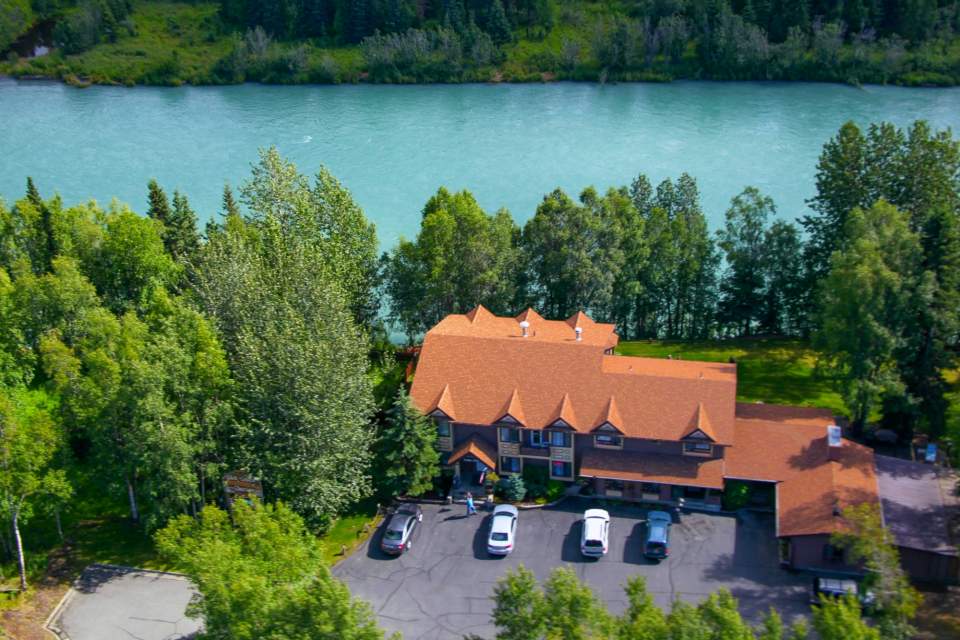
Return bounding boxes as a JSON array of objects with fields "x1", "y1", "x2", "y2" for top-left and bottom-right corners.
[
  {"x1": 319, "y1": 498, "x2": 383, "y2": 566},
  {"x1": 616, "y1": 337, "x2": 847, "y2": 415}
]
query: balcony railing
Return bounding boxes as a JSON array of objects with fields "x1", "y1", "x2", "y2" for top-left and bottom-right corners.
[{"x1": 519, "y1": 446, "x2": 550, "y2": 458}]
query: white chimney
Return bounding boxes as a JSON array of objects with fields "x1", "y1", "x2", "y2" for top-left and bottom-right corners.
[
  {"x1": 575, "y1": 327, "x2": 583, "y2": 341},
  {"x1": 520, "y1": 320, "x2": 530, "y2": 337}
]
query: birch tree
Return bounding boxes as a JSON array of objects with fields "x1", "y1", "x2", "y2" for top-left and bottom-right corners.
[{"x1": 0, "y1": 388, "x2": 71, "y2": 591}]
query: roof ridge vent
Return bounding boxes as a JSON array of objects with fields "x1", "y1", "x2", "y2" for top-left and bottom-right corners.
[
  {"x1": 575, "y1": 326, "x2": 583, "y2": 341},
  {"x1": 520, "y1": 320, "x2": 530, "y2": 337}
]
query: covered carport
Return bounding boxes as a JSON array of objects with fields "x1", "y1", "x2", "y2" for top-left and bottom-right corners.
[{"x1": 875, "y1": 455, "x2": 959, "y2": 584}]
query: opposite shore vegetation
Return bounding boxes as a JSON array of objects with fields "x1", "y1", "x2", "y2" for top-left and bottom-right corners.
[{"x1": 2, "y1": 0, "x2": 960, "y2": 86}]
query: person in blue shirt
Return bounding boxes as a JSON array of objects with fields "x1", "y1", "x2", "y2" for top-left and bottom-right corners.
[{"x1": 466, "y1": 492, "x2": 477, "y2": 516}]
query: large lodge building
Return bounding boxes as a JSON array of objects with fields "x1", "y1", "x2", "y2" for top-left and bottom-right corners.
[{"x1": 409, "y1": 306, "x2": 959, "y2": 583}]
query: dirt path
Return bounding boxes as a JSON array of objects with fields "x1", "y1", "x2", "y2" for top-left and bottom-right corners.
[{"x1": 1, "y1": 545, "x2": 77, "y2": 640}]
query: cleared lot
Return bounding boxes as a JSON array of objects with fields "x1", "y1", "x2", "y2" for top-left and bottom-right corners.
[
  {"x1": 334, "y1": 498, "x2": 809, "y2": 640},
  {"x1": 48, "y1": 565, "x2": 200, "y2": 640}
]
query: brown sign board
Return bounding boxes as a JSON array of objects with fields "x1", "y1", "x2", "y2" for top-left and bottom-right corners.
[{"x1": 223, "y1": 471, "x2": 264, "y2": 508}]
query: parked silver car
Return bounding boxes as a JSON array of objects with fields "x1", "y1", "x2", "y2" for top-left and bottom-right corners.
[
  {"x1": 487, "y1": 504, "x2": 518, "y2": 555},
  {"x1": 580, "y1": 508, "x2": 610, "y2": 557},
  {"x1": 380, "y1": 503, "x2": 423, "y2": 555}
]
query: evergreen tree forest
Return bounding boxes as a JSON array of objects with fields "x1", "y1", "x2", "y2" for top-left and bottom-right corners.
[{"x1": 4, "y1": 0, "x2": 960, "y2": 85}]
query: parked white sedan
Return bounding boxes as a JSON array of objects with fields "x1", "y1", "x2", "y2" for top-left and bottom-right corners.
[
  {"x1": 487, "y1": 504, "x2": 518, "y2": 555},
  {"x1": 580, "y1": 508, "x2": 610, "y2": 557}
]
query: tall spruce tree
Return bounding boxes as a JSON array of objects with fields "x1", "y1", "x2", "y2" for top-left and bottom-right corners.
[
  {"x1": 146, "y1": 179, "x2": 173, "y2": 226},
  {"x1": 167, "y1": 190, "x2": 201, "y2": 264},
  {"x1": 377, "y1": 387, "x2": 439, "y2": 498}
]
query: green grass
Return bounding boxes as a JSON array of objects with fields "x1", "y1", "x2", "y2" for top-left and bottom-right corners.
[
  {"x1": 319, "y1": 498, "x2": 381, "y2": 566},
  {"x1": 616, "y1": 337, "x2": 847, "y2": 414}
]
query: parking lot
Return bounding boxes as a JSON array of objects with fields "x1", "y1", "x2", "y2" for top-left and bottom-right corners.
[
  {"x1": 48, "y1": 565, "x2": 200, "y2": 640},
  {"x1": 334, "y1": 498, "x2": 810, "y2": 640}
]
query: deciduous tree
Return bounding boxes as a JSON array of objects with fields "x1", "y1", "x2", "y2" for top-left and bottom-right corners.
[
  {"x1": 0, "y1": 388, "x2": 71, "y2": 591},
  {"x1": 156, "y1": 501, "x2": 388, "y2": 640},
  {"x1": 833, "y1": 504, "x2": 920, "y2": 640},
  {"x1": 815, "y1": 201, "x2": 923, "y2": 431},
  {"x1": 384, "y1": 187, "x2": 520, "y2": 339}
]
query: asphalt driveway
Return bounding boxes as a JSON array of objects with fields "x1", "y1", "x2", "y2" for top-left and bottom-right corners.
[
  {"x1": 48, "y1": 565, "x2": 200, "y2": 640},
  {"x1": 334, "y1": 498, "x2": 810, "y2": 639}
]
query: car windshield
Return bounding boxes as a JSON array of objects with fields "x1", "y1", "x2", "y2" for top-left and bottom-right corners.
[
  {"x1": 584, "y1": 540, "x2": 603, "y2": 547},
  {"x1": 646, "y1": 542, "x2": 666, "y2": 552},
  {"x1": 491, "y1": 532, "x2": 508, "y2": 542},
  {"x1": 384, "y1": 529, "x2": 403, "y2": 540}
]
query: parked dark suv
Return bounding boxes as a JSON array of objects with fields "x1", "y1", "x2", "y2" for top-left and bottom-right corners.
[
  {"x1": 643, "y1": 511, "x2": 672, "y2": 560},
  {"x1": 380, "y1": 503, "x2": 423, "y2": 555}
]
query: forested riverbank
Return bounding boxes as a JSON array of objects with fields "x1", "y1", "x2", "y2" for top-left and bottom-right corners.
[{"x1": 3, "y1": 0, "x2": 960, "y2": 86}]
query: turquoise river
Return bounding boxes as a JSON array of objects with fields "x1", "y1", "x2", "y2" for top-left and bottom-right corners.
[{"x1": 3, "y1": 78, "x2": 960, "y2": 245}]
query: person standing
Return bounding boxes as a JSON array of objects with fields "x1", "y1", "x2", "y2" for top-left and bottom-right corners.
[{"x1": 466, "y1": 492, "x2": 477, "y2": 516}]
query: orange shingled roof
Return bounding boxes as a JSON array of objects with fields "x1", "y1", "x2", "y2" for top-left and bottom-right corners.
[
  {"x1": 428, "y1": 383, "x2": 457, "y2": 420},
  {"x1": 682, "y1": 403, "x2": 717, "y2": 441},
  {"x1": 410, "y1": 309, "x2": 738, "y2": 443},
  {"x1": 516, "y1": 308, "x2": 545, "y2": 324},
  {"x1": 581, "y1": 449, "x2": 725, "y2": 489},
  {"x1": 549, "y1": 394, "x2": 579, "y2": 428},
  {"x1": 497, "y1": 388, "x2": 527, "y2": 425},
  {"x1": 595, "y1": 396, "x2": 624, "y2": 431},
  {"x1": 728, "y1": 403, "x2": 879, "y2": 537},
  {"x1": 430, "y1": 306, "x2": 620, "y2": 349},
  {"x1": 466, "y1": 304, "x2": 495, "y2": 324},
  {"x1": 447, "y1": 435, "x2": 498, "y2": 470}
]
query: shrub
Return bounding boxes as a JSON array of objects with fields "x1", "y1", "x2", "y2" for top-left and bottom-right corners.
[
  {"x1": 522, "y1": 463, "x2": 548, "y2": 486},
  {"x1": 500, "y1": 474, "x2": 526, "y2": 502},
  {"x1": 545, "y1": 480, "x2": 566, "y2": 502},
  {"x1": 722, "y1": 480, "x2": 751, "y2": 511}
]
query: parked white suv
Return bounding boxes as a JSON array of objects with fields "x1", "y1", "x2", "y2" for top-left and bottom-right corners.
[{"x1": 580, "y1": 508, "x2": 610, "y2": 557}]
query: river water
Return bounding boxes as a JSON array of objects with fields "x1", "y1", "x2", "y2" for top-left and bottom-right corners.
[{"x1": 2, "y1": 78, "x2": 959, "y2": 244}]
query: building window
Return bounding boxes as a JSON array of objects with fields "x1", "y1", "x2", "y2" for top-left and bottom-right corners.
[
  {"x1": 823, "y1": 544, "x2": 845, "y2": 564},
  {"x1": 641, "y1": 482, "x2": 660, "y2": 494},
  {"x1": 529, "y1": 430, "x2": 547, "y2": 448},
  {"x1": 436, "y1": 419, "x2": 451, "y2": 437},
  {"x1": 594, "y1": 433, "x2": 623, "y2": 448},
  {"x1": 683, "y1": 442, "x2": 713, "y2": 456},
  {"x1": 548, "y1": 430, "x2": 571, "y2": 447},
  {"x1": 500, "y1": 456, "x2": 521, "y2": 473},
  {"x1": 499, "y1": 427, "x2": 520, "y2": 443},
  {"x1": 779, "y1": 539, "x2": 792, "y2": 565},
  {"x1": 551, "y1": 460, "x2": 572, "y2": 478}
]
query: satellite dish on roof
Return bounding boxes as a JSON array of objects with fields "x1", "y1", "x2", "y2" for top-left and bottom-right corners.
[{"x1": 827, "y1": 425, "x2": 842, "y2": 447}]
